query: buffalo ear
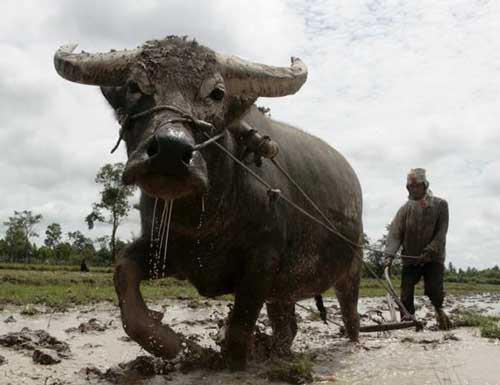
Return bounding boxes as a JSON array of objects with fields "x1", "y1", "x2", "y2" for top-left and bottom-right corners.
[{"x1": 100, "y1": 86, "x2": 126, "y2": 110}]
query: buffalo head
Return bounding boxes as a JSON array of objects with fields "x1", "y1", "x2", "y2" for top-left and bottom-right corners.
[{"x1": 54, "y1": 36, "x2": 307, "y2": 201}]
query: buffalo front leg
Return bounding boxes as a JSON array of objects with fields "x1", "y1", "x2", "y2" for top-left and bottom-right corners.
[
  {"x1": 114, "y1": 254, "x2": 181, "y2": 358},
  {"x1": 223, "y1": 250, "x2": 276, "y2": 371}
]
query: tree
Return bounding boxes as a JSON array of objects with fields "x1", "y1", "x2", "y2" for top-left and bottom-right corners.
[
  {"x1": 3, "y1": 210, "x2": 42, "y2": 263},
  {"x1": 54, "y1": 242, "x2": 72, "y2": 263},
  {"x1": 0, "y1": 238, "x2": 8, "y2": 260},
  {"x1": 86, "y1": 163, "x2": 135, "y2": 262},
  {"x1": 94, "y1": 236, "x2": 112, "y2": 265},
  {"x1": 45, "y1": 223, "x2": 62, "y2": 249},
  {"x1": 35, "y1": 245, "x2": 55, "y2": 264},
  {"x1": 366, "y1": 236, "x2": 386, "y2": 278},
  {"x1": 364, "y1": 224, "x2": 401, "y2": 278},
  {"x1": 67, "y1": 230, "x2": 95, "y2": 264},
  {"x1": 67, "y1": 231, "x2": 93, "y2": 253}
]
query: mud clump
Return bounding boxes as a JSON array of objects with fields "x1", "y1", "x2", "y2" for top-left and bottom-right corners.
[
  {"x1": 0, "y1": 327, "x2": 70, "y2": 360},
  {"x1": 82, "y1": 343, "x2": 224, "y2": 383},
  {"x1": 176, "y1": 341, "x2": 224, "y2": 373},
  {"x1": 44, "y1": 379, "x2": 65, "y2": 385},
  {"x1": 443, "y1": 333, "x2": 460, "y2": 341},
  {"x1": 83, "y1": 356, "x2": 175, "y2": 383},
  {"x1": 33, "y1": 348, "x2": 61, "y2": 365},
  {"x1": 4, "y1": 315, "x2": 16, "y2": 323},
  {"x1": 65, "y1": 318, "x2": 108, "y2": 333},
  {"x1": 401, "y1": 336, "x2": 440, "y2": 344}
]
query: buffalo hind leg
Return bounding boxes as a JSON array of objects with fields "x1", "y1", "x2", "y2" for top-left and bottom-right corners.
[
  {"x1": 334, "y1": 274, "x2": 360, "y2": 342},
  {"x1": 114, "y1": 256, "x2": 181, "y2": 359},
  {"x1": 266, "y1": 301, "x2": 297, "y2": 356}
]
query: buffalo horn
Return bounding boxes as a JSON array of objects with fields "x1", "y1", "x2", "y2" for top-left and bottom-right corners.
[
  {"x1": 54, "y1": 44, "x2": 139, "y2": 86},
  {"x1": 217, "y1": 53, "x2": 307, "y2": 98}
]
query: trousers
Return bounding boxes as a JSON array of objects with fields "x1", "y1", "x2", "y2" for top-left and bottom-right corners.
[{"x1": 400, "y1": 262, "x2": 444, "y2": 315}]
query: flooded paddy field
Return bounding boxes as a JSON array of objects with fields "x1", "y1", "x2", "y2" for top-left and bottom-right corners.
[{"x1": 0, "y1": 294, "x2": 499, "y2": 385}]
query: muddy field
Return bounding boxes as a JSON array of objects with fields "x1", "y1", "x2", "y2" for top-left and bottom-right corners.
[{"x1": 1, "y1": 294, "x2": 499, "y2": 385}]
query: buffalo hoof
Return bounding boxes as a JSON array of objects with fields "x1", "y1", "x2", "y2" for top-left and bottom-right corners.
[
  {"x1": 222, "y1": 342, "x2": 248, "y2": 371},
  {"x1": 224, "y1": 353, "x2": 247, "y2": 372}
]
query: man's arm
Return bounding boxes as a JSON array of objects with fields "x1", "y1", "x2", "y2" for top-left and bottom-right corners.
[
  {"x1": 424, "y1": 200, "x2": 449, "y2": 260},
  {"x1": 384, "y1": 205, "x2": 406, "y2": 265}
]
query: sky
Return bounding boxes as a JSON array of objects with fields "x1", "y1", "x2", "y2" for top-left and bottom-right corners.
[{"x1": 0, "y1": 0, "x2": 499, "y2": 269}]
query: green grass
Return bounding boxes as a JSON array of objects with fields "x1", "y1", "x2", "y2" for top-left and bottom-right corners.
[
  {"x1": 266, "y1": 356, "x2": 314, "y2": 384},
  {"x1": 453, "y1": 311, "x2": 500, "y2": 339},
  {"x1": 480, "y1": 322, "x2": 500, "y2": 339},
  {"x1": 0, "y1": 262, "x2": 112, "y2": 273},
  {"x1": 0, "y1": 268, "x2": 200, "y2": 308},
  {"x1": 0, "y1": 264, "x2": 499, "y2": 309},
  {"x1": 343, "y1": 278, "x2": 500, "y2": 298}
]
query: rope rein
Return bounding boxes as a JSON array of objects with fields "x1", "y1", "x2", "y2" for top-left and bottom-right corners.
[{"x1": 110, "y1": 104, "x2": 223, "y2": 154}]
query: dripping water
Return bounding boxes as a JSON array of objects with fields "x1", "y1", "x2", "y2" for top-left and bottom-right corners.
[
  {"x1": 148, "y1": 198, "x2": 159, "y2": 278},
  {"x1": 161, "y1": 200, "x2": 174, "y2": 275},
  {"x1": 149, "y1": 199, "x2": 175, "y2": 279},
  {"x1": 195, "y1": 194, "x2": 207, "y2": 269}
]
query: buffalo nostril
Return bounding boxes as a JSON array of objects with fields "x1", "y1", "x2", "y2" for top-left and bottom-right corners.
[
  {"x1": 182, "y1": 147, "x2": 194, "y2": 165},
  {"x1": 147, "y1": 137, "x2": 159, "y2": 158}
]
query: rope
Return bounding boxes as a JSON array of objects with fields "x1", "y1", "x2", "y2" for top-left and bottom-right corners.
[
  {"x1": 193, "y1": 131, "x2": 226, "y2": 151},
  {"x1": 295, "y1": 302, "x2": 345, "y2": 328},
  {"x1": 110, "y1": 105, "x2": 222, "y2": 154}
]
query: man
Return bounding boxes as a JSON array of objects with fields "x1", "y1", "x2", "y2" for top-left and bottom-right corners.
[{"x1": 384, "y1": 168, "x2": 452, "y2": 330}]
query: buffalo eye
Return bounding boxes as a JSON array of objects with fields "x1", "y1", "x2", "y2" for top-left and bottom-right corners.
[{"x1": 209, "y1": 86, "x2": 225, "y2": 101}]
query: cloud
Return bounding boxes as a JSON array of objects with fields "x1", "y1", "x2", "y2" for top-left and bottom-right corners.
[{"x1": 0, "y1": 0, "x2": 499, "y2": 268}]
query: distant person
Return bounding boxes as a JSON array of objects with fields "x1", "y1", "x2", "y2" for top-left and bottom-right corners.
[
  {"x1": 384, "y1": 168, "x2": 451, "y2": 330},
  {"x1": 80, "y1": 259, "x2": 89, "y2": 273}
]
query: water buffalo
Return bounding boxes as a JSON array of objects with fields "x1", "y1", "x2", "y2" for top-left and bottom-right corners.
[{"x1": 54, "y1": 36, "x2": 363, "y2": 370}]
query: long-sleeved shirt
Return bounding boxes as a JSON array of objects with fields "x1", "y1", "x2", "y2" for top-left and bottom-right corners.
[{"x1": 385, "y1": 195, "x2": 449, "y2": 265}]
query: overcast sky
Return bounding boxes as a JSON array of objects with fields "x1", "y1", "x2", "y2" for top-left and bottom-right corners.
[{"x1": 1, "y1": 0, "x2": 499, "y2": 269}]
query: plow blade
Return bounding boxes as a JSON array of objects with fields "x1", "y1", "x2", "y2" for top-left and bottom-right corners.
[{"x1": 360, "y1": 320, "x2": 422, "y2": 333}]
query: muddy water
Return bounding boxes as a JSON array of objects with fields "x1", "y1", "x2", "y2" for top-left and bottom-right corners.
[{"x1": 0, "y1": 295, "x2": 499, "y2": 385}]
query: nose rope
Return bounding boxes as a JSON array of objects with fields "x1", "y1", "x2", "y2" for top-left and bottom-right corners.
[{"x1": 110, "y1": 104, "x2": 224, "y2": 154}]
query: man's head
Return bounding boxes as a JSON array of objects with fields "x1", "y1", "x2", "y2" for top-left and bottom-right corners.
[{"x1": 406, "y1": 168, "x2": 429, "y2": 200}]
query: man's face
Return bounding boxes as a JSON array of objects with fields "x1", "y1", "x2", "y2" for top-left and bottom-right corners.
[{"x1": 407, "y1": 181, "x2": 426, "y2": 200}]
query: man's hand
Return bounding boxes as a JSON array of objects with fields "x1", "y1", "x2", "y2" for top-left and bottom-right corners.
[{"x1": 418, "y1": 250, "x2": 433, "y2": 265}]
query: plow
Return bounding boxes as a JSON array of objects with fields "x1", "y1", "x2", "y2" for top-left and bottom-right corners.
[{"x1": 359, "y1": 266, "x2": 423, "y2": 333}]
